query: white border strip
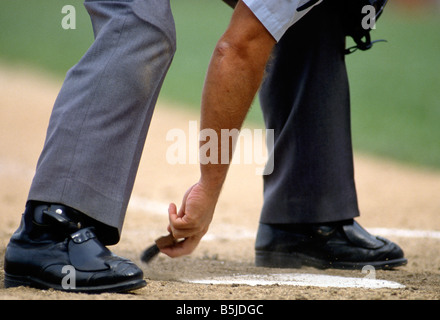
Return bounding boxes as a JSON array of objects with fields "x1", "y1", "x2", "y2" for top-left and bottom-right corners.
[{"x1": 185, "y1": 273, "x2": 405, "y2": 289}]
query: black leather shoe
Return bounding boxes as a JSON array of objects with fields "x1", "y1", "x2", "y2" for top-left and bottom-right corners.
[
  {"x1": 4, "y1": 203, "x2": 146, "y2": 293},
  {"x1": 255, "y1": 220, "x2": 407, "y2": 270}
]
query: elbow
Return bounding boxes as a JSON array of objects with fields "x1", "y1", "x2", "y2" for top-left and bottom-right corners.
[
  {"x1": 212, "y1": 32, "x2": 274, "y2": 74},
  {"x1": 213, "y1": 39, "x2": 247, "y2": 63}
]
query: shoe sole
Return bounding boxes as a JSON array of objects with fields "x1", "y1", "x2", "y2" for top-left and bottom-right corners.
[
  {"x1": 255, "y1": 250, "x2": 408, "y2": 270},
  {"x1": 4, "y1": 273, "x2": 147, "y2": 294}
]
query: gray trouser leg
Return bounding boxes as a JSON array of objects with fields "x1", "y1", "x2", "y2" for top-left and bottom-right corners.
[
  {"x1": 27, "y1": 0, "x2": 176, "y2": 243},
  {"x1": 259, "y1": 0, "x2": 360, "y2": 224}
]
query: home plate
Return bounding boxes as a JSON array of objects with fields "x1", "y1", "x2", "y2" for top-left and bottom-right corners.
[{"x1": 184, "y1": 273, "x2": 405, "y2": 289}]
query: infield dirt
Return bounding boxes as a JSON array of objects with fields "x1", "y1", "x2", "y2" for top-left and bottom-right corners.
[{"x1": 1, "y1": 64, "x2": 439, "y2": 300}]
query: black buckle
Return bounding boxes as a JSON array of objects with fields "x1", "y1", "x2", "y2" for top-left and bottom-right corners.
[{"x1": 42, "y1": 205, "x2": 82, "y2": 232}]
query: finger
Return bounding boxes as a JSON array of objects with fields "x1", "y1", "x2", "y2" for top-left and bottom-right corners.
[
  {"x1": 177, "y1": 185, "x2": 195, "y2": 218},
  {"x1": 160, "y1": 236, "x2": 201, "y2": 258},
  {"x1": 168, "y1": 203, "x2": 193, "y2": 239},
  {"x1": 168, "y1": 202, "x2": 182, "y2": 230},
  {"x1": 176, "y1": 198, "x2": 185, "y2": 218},
  {"x1": 168, "y1": 202, "x2": 178, "y2": 220},
  {"x1": 166, "y1": 203, "x2": 177, "y2": 234}
]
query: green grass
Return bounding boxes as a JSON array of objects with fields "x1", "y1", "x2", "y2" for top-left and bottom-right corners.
[
  {"x1": 0, "y1": 1, "x2": 439, "y2": 169},
  {"x1": 346, "y1": 8, "x2": 440, "y2": 169},
  {"x1": 160, "y1": 1, "x2": 231, "y2": 103},
  {"x1": 0, "y1": 1, "x2": 93, "y2": 74}
]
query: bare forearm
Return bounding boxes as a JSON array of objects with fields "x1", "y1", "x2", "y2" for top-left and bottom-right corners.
[
  {"x1": 198, "y1": 43, "x2": 263, "y2": 191},
  {"x1": 198, "y1": 1, "x2": 275, "y2": 193},
  {"x1": 164, "y1": 1, "x2": 275, "y2": 257}
]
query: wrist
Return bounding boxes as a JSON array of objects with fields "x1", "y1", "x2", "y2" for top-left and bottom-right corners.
[{"x1": 198, "y1": 175, "x2": 224, "y2": 197}]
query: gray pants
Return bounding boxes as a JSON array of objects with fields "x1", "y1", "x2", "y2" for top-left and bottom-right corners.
[
  {"x1": 28, "y1": 0, "x2": 176, "y2": 244},
  {"x1": 259, "y1": 0, "x2": 360, "y2": 225}
]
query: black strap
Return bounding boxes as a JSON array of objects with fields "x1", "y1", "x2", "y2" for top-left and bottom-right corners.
[
  {"x1": 222, "y1": 0, "x2": 238, "y2": 9},
  {"x1": 344, "y1": 0, "x2": 389, "y2": 54}
]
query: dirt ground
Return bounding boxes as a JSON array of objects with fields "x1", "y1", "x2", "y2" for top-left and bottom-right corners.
[{"x1": 0, "y1": 64, "x2": 439, "y2": 301}]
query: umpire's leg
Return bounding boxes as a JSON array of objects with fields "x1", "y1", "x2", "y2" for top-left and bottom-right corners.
[
  {"x1": 258, "y1": 0, "x2": 360, "y2": 224},
  {"x1": 27, "y1": 0, "x2": 176, "y2": 244}
]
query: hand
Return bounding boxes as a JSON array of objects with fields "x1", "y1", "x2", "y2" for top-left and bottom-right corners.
[{"x1": 160, "y1": 182, "x2": 220, "y2": 258}]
